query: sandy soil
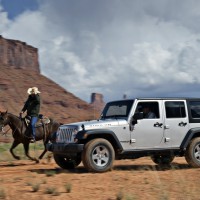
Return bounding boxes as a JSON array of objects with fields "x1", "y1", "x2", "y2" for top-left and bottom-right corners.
[{"x1": 0, "y1": 153, "x2": 199, "y2": 200}]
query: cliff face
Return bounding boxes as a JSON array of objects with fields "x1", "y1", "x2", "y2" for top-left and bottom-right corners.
[
  {"x1": 0, "y1": 36, "x2": 101, "y2": 123},
  {"x1": 0, "y1": 35, "x2": 40, "y2": 73}
]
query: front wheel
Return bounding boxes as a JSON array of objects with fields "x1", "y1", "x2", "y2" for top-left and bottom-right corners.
[
  {"x1": 82, "y1": 138, "x2": 115, "y2": 173},
  {"x1": 151, "y1": 154, "x2": 175, "y2": 165},
  {"x1": 53, "y1": 153, "x2": 81, "y2": 169},
  {"x1": 185, "y1": 137, "x2": 200, "y2": 167}
]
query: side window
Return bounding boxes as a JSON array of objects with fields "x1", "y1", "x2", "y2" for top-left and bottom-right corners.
[
  {"x1": 189, "y1": 101, "x2": 200, "y2": 118},
  {"x1": 165, "y1": 101, "x2": 186, "y2": 118},
  {"x1": 136, "y1": 102, "x2": 159, "y2": 119}
]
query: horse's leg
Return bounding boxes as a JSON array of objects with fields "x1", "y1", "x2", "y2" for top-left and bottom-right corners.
[
  {"x1": 38, "y1": 126, "x2": 49, "y2": 160},
  {"x1": 10, "y1": 140, "x2": 21, "y2": 160},
  {"x1": 23, "y1": 143, "x2": 39, "y2": 163},
  {"x1": 38, "y1": 149, "x2": 47, "y2": 160},
  {"x1": 38, "y1": 141, "x2": 47, "y2": 160}
]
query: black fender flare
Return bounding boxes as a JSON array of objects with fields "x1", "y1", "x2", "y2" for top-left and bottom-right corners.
[
  {"x1": 76, "y1": 129, "x2": 123, "y2": 150},
  {"x1": 180, "y1": 128, "x2": 200, "y2": 149}
]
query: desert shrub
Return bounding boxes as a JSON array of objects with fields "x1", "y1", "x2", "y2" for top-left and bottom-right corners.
[
  {"x1": 45, "y1": 170, "x2": 56, "y2": 177},
  {"x1": 116, "y1": 190, "x2": 124, "y2": 200},
  {"x1": 31, "y1": 183, "x2": 40, "y2": 192},
  {"x1": 0, "y1": 188, "x2": 6, "y2": 199},
  {"x1": 65, "y1": 183, "x2": 72, "y2": 193},
  {"x1": 45, "y1": 187, "x2": 56, "y2": 194}
]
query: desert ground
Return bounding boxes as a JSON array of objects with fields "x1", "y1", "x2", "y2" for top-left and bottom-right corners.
[{"x1": 0, "y1": 141, "x2": 199, "y2": 200}]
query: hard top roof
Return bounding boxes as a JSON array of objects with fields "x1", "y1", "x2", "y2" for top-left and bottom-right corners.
[
  {"x1": 136, "y1": 97, "x2": 200, "y2": 100},
  {"x1": 109, "y1": 97, "x2": 200, "y2": 102}
]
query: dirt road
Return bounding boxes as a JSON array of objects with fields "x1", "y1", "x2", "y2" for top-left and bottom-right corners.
[{"x1": 0, "y1": 155, "x2": 199, "y2": 200}]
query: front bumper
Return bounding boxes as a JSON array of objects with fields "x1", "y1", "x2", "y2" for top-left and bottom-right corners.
[{"x1": 46, "y1": 143, "x2": 84, "y2": 155}]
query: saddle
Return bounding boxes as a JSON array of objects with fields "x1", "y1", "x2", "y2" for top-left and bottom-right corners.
[{"x1": 24, "y1": 114, "x2": 50, "y2": 128}]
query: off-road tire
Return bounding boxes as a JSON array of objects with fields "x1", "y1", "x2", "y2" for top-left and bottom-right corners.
[
  {"x1": 185, "y1": 137, "x2": 200, "y2": 167},
  {"x1": 82, "y1": 138, "x2": 115, "y2": 173},
  {"x1": 151, "y1": 154, "x2": 175, "y2": 165},
  {"x1": 53, "y1": 153, "x2": 81, "y2": 169}
]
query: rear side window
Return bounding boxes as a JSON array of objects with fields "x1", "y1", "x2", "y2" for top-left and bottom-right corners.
[
  {"x1": 189, "y1": 101, "x2": 200, "y2": 118},
  {"x1": 165, "y1": 101, "x2": 186, "y2": 118}
]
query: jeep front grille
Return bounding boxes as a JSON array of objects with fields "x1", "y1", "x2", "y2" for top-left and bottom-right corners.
[{"x1": 56, "y1": 127, "x2": 76, "y2": 143}]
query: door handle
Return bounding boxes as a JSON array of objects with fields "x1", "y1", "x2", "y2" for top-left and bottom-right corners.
[
  {"x1": 178, "y1": 122, "x2": 187, "y2": 127},
  {"x1": 154, "y1": 122, "x2": 163, "y2": 128}
]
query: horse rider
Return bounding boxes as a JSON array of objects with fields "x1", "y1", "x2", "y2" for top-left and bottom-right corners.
[{"x1": 20, "y1": 87, "x2": 41, "y2": 143}]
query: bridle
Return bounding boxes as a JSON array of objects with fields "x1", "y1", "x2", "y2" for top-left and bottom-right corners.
[
  {"x1": 0, "y1": 115, "x2": 7, "y2": 133},
  {"x1": 0, "y1": 113, "x2": 22, "y2": 137}
]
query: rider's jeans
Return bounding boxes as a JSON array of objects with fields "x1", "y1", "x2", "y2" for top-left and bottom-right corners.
[{"x1": 31, "y1": 116, "x2": 38, "y2": 139}]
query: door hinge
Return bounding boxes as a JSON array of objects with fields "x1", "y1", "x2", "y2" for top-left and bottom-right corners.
[
  {"x1": 130, "y1": 139, "x2": 136, "y2": 143},
  {"x1": 164, "y1": 125, "x2": 170, "y2": 129},
  {"x1": 165, "y1": 137, "x2": 170, "y2": 142}
]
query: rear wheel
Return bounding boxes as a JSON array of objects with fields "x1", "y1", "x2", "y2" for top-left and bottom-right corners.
[
  {"x1": 185, "y1": 137, "x2": 200, "y2": 167},
  {"x1": 82, "y1": 138, "x2": 115, "y2": 173},
  {"x1": 53, "y1": 153, "x2": 81, "y2": 169},
  {"x1": 151, "y1": 154, "x2": 174, "y2": 165}
]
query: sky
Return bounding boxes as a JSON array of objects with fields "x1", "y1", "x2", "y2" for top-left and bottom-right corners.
[{"x1": 1, "y1": 0, "x2": 200, "y2": 103}]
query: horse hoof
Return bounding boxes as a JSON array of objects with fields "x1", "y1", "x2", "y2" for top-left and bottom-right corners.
[
  {"x1": 35, "y1": 159, "x2": 39, "y2": 163},
  {"x1": 15, "y1": 156, "x2": 20, "y2": 160}
]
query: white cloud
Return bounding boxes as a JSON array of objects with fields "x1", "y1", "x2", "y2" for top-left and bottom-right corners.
[
  {"x1": 1, "y1": 0, "x2": 200, "y2": 102},
  {"x1": 0, "y1": 5, "x2": 11, "y2": 31}
]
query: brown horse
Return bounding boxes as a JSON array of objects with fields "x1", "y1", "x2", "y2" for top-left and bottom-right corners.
[{"x1": 0, "y1": 111, "x2": 60, "y2": 162}]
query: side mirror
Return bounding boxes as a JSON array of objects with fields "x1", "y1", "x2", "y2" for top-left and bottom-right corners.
[
  {"x1": 134, "y1": 112, "x2": 144, "y2": 119},
  {"x1": 131, "y1": 112, "x2": 144, "y2": 125}
]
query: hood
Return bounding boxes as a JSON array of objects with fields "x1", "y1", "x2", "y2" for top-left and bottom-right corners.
[{"x1": 60, "y1": 118, "x2": 128, "y2": 131}]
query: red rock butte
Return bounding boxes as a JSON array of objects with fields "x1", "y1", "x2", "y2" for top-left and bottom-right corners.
[{"x1": 0, "y1": 35, "x2": 40, "y2": 73}]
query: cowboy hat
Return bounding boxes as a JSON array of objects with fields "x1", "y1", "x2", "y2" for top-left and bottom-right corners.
[{"x1": 27, "y1": 87, "x2": 41, "y2": 94}]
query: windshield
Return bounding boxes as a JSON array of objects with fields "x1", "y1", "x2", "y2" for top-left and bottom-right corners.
[{"x1": 100, "y1": 100, "x2": 134, "y2": 119}]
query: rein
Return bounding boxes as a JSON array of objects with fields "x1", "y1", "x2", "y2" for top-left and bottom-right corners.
[
  {"x1": 1, "y1": 126, "x2": 11, "y2": 136},
  {"x1": 9, "y1": 117, "x2": 23, "y2": 137}
]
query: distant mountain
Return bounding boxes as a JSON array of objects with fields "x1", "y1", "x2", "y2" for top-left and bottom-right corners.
[{"x1": 0, "y1": 36, "x2": 104, "y2": 124}]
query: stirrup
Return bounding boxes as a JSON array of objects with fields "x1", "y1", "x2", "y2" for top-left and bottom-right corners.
[{"x1": 30, "y1": 138, "x2": 35, "y2": 143}]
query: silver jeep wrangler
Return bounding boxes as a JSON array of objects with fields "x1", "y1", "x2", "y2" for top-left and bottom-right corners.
[{"x1": 47, "y1": 98, "x2": 200, "y2": 172}]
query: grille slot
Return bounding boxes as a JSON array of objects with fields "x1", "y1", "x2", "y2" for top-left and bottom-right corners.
[{"x1": 57, "y1": 127, "x2": 75, "y2": 143}]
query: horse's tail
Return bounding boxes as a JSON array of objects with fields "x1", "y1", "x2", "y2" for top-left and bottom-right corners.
[{"x1": 48, "y1": 118, "x2": 60, "y2": 143}]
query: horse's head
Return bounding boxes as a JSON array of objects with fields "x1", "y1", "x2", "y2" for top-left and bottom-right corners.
[{"x1": 0, "y1": 111, "x2": 9, "y2": 132}]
